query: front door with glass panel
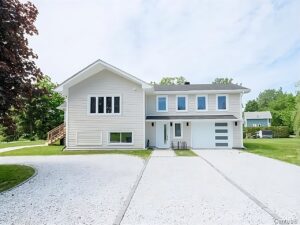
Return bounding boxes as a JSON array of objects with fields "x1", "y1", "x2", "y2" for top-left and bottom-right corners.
[{"x1": 156, "y1": 122, "x2": 170, "y2": 148}]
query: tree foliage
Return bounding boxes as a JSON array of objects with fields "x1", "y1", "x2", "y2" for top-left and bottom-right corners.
[
  {"x1": 17, "y1": 76, "x2": 64, "y2": 140},
  {"x1": 152, "y1": 76, "x2": 187, "y2": 85},
  {"x1": 0, "y1": 0, "x2": 42, "y2": 135},
  {"x1": 244, "y1": 100, "x2": 259, "y2": 112},
  {"x1": 245, "y1": 88, "x2": 296, "y2": 133},
  {"x1": 212, "y1": 77, "x2": 234, "y2": 84}
]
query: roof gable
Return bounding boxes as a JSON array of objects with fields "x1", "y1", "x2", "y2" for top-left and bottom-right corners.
[{"x1": 56, "y1": 59, "x2": 151, "y2": 95}]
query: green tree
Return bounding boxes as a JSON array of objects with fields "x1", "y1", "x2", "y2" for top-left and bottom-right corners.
[
  {"x1": 152, "y1": 76, "x2": 187, "y2": 85},
  {"x1": 244, "y1": 100, "x2": 259, "y2": 112},
  {"x1": 252, "y1": 88, "x2": 296, "y2": 133},
  {"x1": 0, "y1": 0, "x2": 42, "y2": 137},
  {"x1": 17, "y1": 76, "x2": 64, "y2": 139},
  {"x1": 212, "y1": 77, "x2": 234, "y2": 84}
]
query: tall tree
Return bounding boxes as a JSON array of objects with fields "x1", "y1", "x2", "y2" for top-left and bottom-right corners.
[
  {"x1": 152, "y1": 76, "x2": 187, "y2": 85},
  {"x1": 212, "y1": 77, "x2": 234, "y2": 84},
  {"x1": 17, "y1": 76, "x2": 64, "y2": 139},
  {"x1": 244, "y1": 100, "x2": 259, "y2": 112},
  {"x1": 0, "y1": 0, "x2": 42, "y2": 135}
]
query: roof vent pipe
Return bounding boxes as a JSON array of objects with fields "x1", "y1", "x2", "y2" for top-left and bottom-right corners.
[{"x1": 184, "y1": 82, "x2": 190, "y2": 85}]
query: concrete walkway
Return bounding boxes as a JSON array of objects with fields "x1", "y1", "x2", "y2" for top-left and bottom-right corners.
[
  {"x1": 151, "y1": 149, "x2": 175, "y2": 157},
  {"x1": 0, "y1": 144, "x2": 46, "y2": 153},
  {"x1": 193, "y1": 150, "x2": 300, "y2": 222}
]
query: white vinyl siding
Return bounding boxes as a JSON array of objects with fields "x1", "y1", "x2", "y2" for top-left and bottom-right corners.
[
  {"x1": 67, "y1": 69, "x2": 144, "y2": 149},
  {"x1": 77, "y1": 131, "x2": 102, "y2": 146},
  {"x1": 146, "y1": 93, "x2": 241, "y2": 118}
]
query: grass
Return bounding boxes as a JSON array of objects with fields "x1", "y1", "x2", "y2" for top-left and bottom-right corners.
[
  {"x1": 0, "y1": 145, "x2": 152, "y2": 159},
  {"x1": 244, "y1": 138, "x2": 300, "y2": 166},
  {"x1": 0, "y1": 164, "x2": 35, "y2": 192},
  {"x1": 174, "y1": 149, "x2": 198, "y2": 156},
  {"x1": 0, "y1": 140, "x2": 45, "y2": 149}
]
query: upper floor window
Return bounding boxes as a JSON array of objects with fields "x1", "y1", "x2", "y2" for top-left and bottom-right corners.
[
  {"x1": 177, "y1": 96, "x2": 187, "y2": 111},
  {"x1": 89, "y1": 96, "x2": 121, "y2": 114},
  {"x1": 157, "y1": 96, "x2": 168, "y2": 112},
  {"x1": 196, "y1": 95, "x2": 207, "y2": 111},
  {"x1": 217, "y1": 95, "x2": 227, "y2": 110}
]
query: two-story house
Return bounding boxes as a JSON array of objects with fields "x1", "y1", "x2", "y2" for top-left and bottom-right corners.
[{"x1": 55, "y1": 60, "x2": 250, "y2": 150}]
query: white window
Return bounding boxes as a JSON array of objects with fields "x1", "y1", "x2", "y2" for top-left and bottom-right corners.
[
  {"x1": 173, "y1": 123, "x2": 182, "y2": 138},
  {"x1": 176, "y1": 95, "x2": 188, "y2": 111},
  {"x1": 156, "y1": 96, "x2": 168, "y2": 112},
  {"x1": 216, "y1": 95, "x2": 228, "y2": 111},
  {"x1": 89, "y1": 95, "x2": 121, "y2": 114},
  {"x1": 109, "y1": 132, "x2": 133, "y2": 144},
  {"x1": 196, "y1": 95, "x2": 207, "y2": 111}
]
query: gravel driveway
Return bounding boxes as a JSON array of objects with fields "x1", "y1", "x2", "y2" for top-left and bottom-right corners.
[
  {"x1": 0, "y1": 155, "x2": 144, "y2": 225},
  {"x1": 1, "y1": 150, "x2": 299, "y2": 225}
]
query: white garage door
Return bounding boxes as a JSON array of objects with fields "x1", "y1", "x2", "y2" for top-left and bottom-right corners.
[{"x1": 192, "y1": 122, "x2": 232, "y2": 148}]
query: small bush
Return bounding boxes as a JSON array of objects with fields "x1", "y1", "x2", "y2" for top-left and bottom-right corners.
[{"x1": 244, "y1": 126, "x2": 289, "y2": 138}]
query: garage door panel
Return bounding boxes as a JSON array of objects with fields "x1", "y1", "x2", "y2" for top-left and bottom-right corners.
[
  {"x1": 191, "y1": 122, "x2": 215, "y2": 148},
  {"x1": 192, "y1": 121, "x2": 232, "y2": 149}
]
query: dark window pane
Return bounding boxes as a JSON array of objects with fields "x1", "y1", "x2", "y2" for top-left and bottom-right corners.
[
  {"x1": 215, "y1": 123, "x2": 228, "y2": 127},
  {"x1": 114, "y1": 97, "x2": 120, "y2": 113},
  {"x1": 175, "y1": 123, "x2": 181, "y2": 137},
  {"x1": 215, "y1": 143, "x2": 228, "y2": 147},
  {"x1": 177, "y1": 97, "x2": 186, "y2": 110},
  {"x1": 110, "y1": 133, "x2": 120, "y2": 143},
  {"x1": 90, "y1": 97, "x2": 96, "y2": 113},
  {"x1": 215, "y1": 136, "x2": 228, "y2": 140},
  {"x1": 215, "y1": 129, "x2": 228, "y2": 133},
  {"x1": 218, "y1": 96, "x2": 227, "y2": 110},
  {"x1": 98, "y1": 97, "x2": 104, "y2": 113},
  {"x1": 106, "y1": 97, "x2": 112, "y2": 113},
  {"x1": 197, "y1": 97, "x2": 206, "y2": 110},
  {"x1": 121, "y1": 132, "x2": 132, "y2": 143}
]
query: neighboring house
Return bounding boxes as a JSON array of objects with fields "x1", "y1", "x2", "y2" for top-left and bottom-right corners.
[
  {"x1": 244, "y1": 111, "x2": 272, "y2": 127},
  {"x1": 55, "y1": 59, "x2": 250, "y2": 150}
]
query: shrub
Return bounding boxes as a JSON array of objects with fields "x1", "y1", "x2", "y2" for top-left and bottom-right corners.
[{"x1": 244, "y1": 126, "x2": 289, "y2": 138}]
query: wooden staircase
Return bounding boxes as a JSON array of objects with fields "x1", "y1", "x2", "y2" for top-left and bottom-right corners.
[{"x1": 47, "y1": 123, "x2": 65, "y2": 145}]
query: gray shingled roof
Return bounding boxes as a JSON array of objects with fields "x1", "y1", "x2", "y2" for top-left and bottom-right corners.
[
  {"x1": 244, "y1": 111, "x2": 272, "y2": 119},
  {"x1": 146, "y1": 115, "x2": 238, "y2": 120},
  {"x1": 154, "y1": 83, "x2": 249, "y2": 91}
]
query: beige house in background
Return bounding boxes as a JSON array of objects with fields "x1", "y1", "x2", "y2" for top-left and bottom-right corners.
[{"x1": 56, "y1": 60, "x2": 250, "y2": 150}]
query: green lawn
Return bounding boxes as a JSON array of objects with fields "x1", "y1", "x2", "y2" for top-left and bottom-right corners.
[
  {"x1": 0, "y1": 145, "x2": 152, "y2": 159},
  {"x1": 174, "y1": 149, "x2": 198, "y2": 156},
  {"x1": 0, "y1": 140, "x2": 45, "y2": 149},
  {"x1": 244, "y1": 138, "x2": 300, "y2": 166},
  {"x1": 0, "y1": 164, "x2": 35, "y2": 192}
]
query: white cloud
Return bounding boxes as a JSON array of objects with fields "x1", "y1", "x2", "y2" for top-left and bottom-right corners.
[{"x1": 29, "y1": 0, "x2": 300, "y2": 102}]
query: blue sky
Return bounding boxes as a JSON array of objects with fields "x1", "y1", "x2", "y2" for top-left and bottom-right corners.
[{"x1": 28, "y1": 0, "x2": 300, "y2": 102}]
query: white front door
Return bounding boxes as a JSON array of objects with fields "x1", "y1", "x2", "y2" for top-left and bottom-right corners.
[{"x1": 156, "y1": 122, "x2": 170, "y2": 148}]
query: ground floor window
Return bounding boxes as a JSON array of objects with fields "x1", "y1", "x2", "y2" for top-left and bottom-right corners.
[
  {"x1": 109, "y1": 132, "x2": 132, "y2": 144},
  {"x1": 174, "y1": 123, "x2": 182, "y2": 138}
]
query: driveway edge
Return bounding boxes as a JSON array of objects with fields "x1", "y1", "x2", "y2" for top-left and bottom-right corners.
[
  {"x1": 113, "y1": 157, "x2": 150, "y2": 225},
  {"x1": 0, "y1": 164, "x2": 38, "y2": 194}
]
